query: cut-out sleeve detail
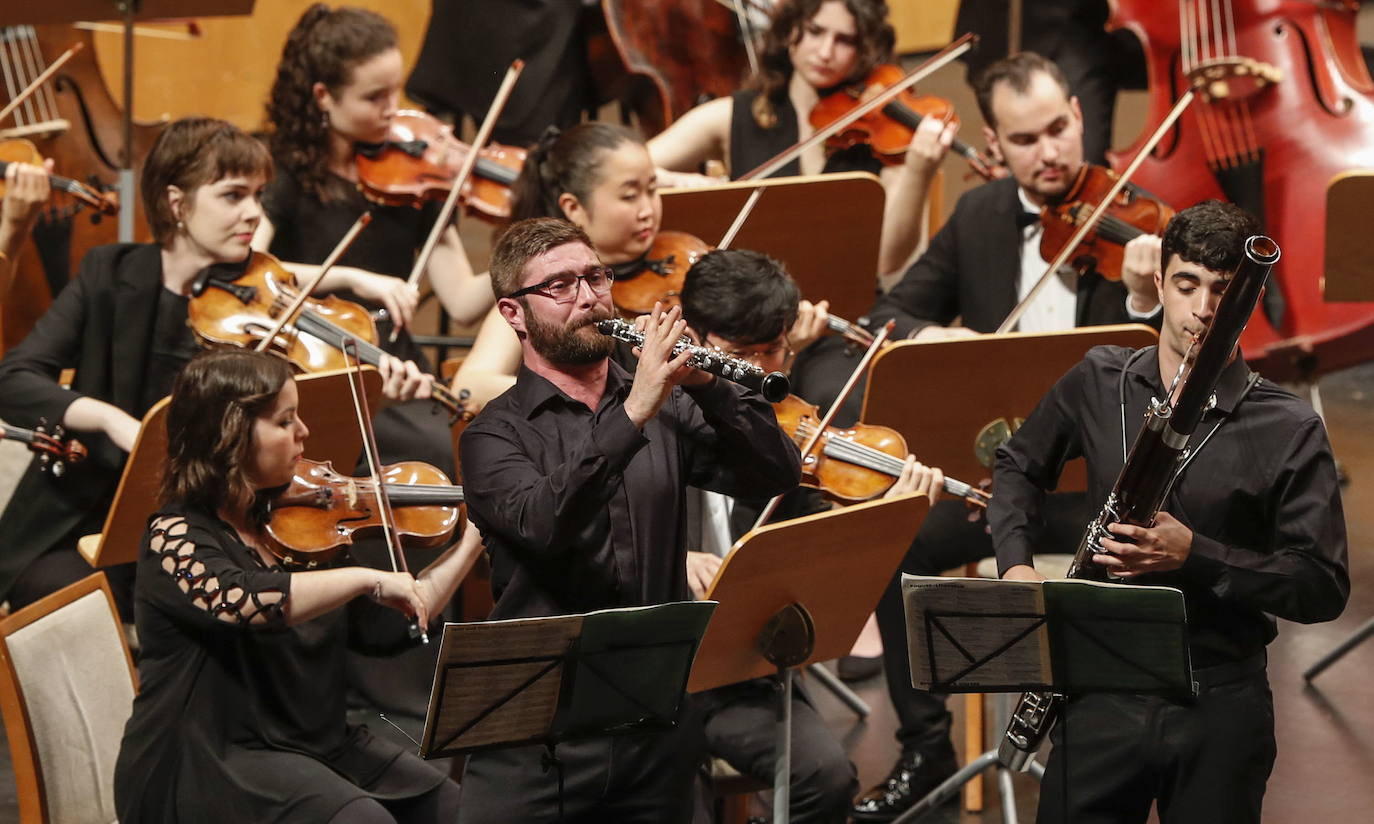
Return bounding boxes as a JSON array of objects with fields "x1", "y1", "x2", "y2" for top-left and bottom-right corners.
[{"x1": 147, "y1": 516, "x2": 289, "y2": 628}]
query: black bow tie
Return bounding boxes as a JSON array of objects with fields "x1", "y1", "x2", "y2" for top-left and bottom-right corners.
[{"x1": 1016, "y1": 209, "x2": 1041, "y2": 230}]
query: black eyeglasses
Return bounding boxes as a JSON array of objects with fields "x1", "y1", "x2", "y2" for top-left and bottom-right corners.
[{"x1": 508, "y1": 266, "x2": 616, "y2": 303}]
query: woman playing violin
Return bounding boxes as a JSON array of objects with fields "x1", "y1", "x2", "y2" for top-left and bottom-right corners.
[
  {"x1": 0, "y1": 117, "x2": 428, "y2": 622},
  {"x1": 114, "y1": 349, "x2": 471, "y2": 824},
  {"x1": 646, "y1": 0, "x2": 956, "y2": 278},
  {"x1": 258, "y1": 5, "x2": 490, "y2": 331},
  {"x1": 451, "y1": 123, "x2": 836, "y2": 408},
  {"x1": 0, "y1": 156, "x2": 51, "y2": 296}
]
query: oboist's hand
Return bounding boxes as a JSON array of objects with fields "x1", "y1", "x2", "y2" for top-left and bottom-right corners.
[
  {"x1": 624, "y1": 303, "x2": 711, "y2": 428},
  {"x1": 368, "y1": 570, "x2": 430, "y2": 627},
  {"x1": 686, "y1": 550, "x2": 723, "y2": 600},
  {"x1": 1121, "y1": 234, "x2": 1162, "y2": 315},
  {"x1": 376, "y1": 355, "x2": 433, "y2": 402},
  {"x1": 884, "y1": 455, "x2": 944, "y2": 505},
  {"x1": 1093, "y1": 511, "x2": 1193, "y2": 577},
  {"x1": 788, "y1": 299, "x2": 830, "y2": 353}
]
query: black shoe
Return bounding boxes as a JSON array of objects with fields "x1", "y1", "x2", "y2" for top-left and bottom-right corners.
[
  {"x1": 850, "y1": 748, "x2": 959, "y2": 821},
  {"x1": 837, "y1": 654, "x2": 882, "y2": 682}
]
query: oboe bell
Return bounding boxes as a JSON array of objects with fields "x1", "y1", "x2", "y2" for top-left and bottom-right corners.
[{"x1": 596, "y1": 318, "x2": 791, "y2": 402}]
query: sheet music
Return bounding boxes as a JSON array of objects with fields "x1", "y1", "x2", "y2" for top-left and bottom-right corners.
[{"x1": 902, "y1": 575, "x2": 1051, "y2": 691}]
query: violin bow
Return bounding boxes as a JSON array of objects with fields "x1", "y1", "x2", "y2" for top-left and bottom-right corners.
[
  {"x1": 996, "y1": 90, "x2": 1196, "y2": 334},
  {"x1": 405, "y1": 59, "x2": 526, "y2": 293},
  {"x1": 254, "y1": 213, "x2": 372, "y2": 354},
  {"x1": 750, "y1": 320, "x2": 895, "y2": 530},
  {"x1": 716, "y1": 186, "x2": 767, "y2": 251},
  {"x1": 737, "y1": 33, "x2": 976, "y2": 181},
  {"x1": 341, "y1": 337, "x2": 429, "y2": 644},
  {"x1": 0, "y1": 43, "x2": 82, "y2": 127}
]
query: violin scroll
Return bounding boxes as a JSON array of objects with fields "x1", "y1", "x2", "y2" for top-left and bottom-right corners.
[{"x1": 0, "y1": 419, "x2": 87, "y2": 476}]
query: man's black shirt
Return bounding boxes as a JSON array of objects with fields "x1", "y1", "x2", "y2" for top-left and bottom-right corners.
[
  {"x1": 460, "y1": 360, "x2": 802, "y2": 620},
  {"x1": 991, "y1": 345, "x2": 1349, "y2": 667}
]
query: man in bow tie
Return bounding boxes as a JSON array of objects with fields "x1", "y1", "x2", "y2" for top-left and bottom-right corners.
[{"x1": 786, "y1": 51, "x2": 1168, "y2": 822}]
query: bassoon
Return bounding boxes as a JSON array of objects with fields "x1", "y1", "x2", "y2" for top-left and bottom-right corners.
[{"x1": 997, "y1": 235, "x2": 1280, "y2": 771}]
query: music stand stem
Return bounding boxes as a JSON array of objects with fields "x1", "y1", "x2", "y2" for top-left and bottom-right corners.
[{"x1": 1303, "y1": 615, "x2": 1374, "y2": 681}]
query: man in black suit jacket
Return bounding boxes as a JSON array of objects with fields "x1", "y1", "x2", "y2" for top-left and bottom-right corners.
[{"x1": 787, "y1": 52, "x2": 1165, "y2": 822}]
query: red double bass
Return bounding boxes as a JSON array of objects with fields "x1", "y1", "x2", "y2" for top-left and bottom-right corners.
[{"x1": 1107, "y1": 0, "x2": 1374, "y2": 381}]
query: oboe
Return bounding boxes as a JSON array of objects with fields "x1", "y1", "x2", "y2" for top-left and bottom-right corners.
[
  {"x1": 596, "y1": 318, "x2": 791, "y2": 402},
  {"x1": 997, "y1": 235, "x2": 1280, "y2": 772}
]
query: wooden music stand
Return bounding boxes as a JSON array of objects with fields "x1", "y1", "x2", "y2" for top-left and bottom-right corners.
[
  {"x1": 661, "y1": 173, "x2": 885, "y2": 323},
  {"x1": 1324, "y1": 171, "x2": 1374, "y2": 302},
  {"x1": 689, "y1": 494, "x2": 927, "y2": 824},
  {"x1": 862, "y1": 324, "x2": 1158, "y2": 492},
  {"x1": 77, "y1": 367, "x2": 381, "y2": 568}
]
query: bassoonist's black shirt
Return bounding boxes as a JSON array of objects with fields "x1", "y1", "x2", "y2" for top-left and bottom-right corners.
[{"x1": 991, "y1": 345, "x2": 1349, "y2": 667}]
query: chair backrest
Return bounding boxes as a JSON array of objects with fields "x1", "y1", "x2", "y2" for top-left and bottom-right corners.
[{"x1": 0, "y1": 573, "x2": 138, "y2": 824}]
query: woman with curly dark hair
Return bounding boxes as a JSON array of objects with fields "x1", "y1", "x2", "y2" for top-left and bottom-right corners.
[
  {"x1": 114, "y1": 349, "x2": 474, "y2": 823},
  {"x1": 256, "y1": 4, "x2": 491, "y2": 337},
  {"x1": 647, "y1": 0, "x2": 955, "y2": 279}
]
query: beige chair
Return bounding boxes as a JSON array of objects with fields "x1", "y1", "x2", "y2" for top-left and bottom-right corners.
[{"x1": 0, "y1": 572, "x2": 138, "y2": 823}]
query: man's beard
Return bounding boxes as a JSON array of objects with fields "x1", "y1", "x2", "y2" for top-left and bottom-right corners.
[{"x1": 525, "y1": 306, "x2": 616, "y2": 365}]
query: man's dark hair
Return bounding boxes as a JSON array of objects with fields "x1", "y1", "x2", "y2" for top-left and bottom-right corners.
[
  {"x1": 1161, "y1": 200, "x2": 1262, "y2": 273},
  {"x1": 681, "y1": 250, "x2": 799, "y2": 345},
  {"x1": 490, "y1": 217, "x2": 595, "y2": 298},
  {"x1": 973, "y1": 51, "x2": 1072, "y2": 130}
]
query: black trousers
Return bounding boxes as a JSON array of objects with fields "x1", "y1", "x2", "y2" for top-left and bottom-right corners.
[
  {"x1": 457, "y1": 715, "x2": 704, "y2": 824},
  {"x1": 1037, "y1": 664, "x2": 1275, "y2": 824},
  {"x1": 698, "y1": 679, "x2": 858, "y2": 823}
]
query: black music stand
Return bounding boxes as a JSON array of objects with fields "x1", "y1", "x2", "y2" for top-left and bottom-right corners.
[
  {"x1": 891, "y1": 574, "x2": 1193, "y2": 823},
  {"x1": 418, "y1": 601, "x2": 715, "y2": 813}
]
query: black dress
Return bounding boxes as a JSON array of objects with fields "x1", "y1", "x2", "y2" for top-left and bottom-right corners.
[
  {"x1": 114, "y1": 504, "x2": 449, "y2": 823},
  {"x1": 261, "y1": 169, "x2": 456, "y2": 477}
]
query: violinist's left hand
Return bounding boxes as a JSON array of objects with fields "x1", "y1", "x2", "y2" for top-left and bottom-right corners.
[
  {"x1": 1094, "y1": 511, "x2": 1193, "y2": 577},
  {"x1": 1, "y1": 159, "x2": 53, "y2": 228},
  {"x1": 1121, "y1": 234, "x2": 1162, "y2": 315},
  {"x1": 377, "y1": 355, "x2": 433, "y2": 402},
  {"x1": 347, "y1": 270, "x2": 419, "y2": 331},
  {"x1": 904, "y1": 116, "x2": 957, "y2": 177},
  {"x1": 885, "y1": 455, "x2": 944, "y2": 505},
  {"x1": 787, "y1": 299, "x2": 830, "y2": 353}
]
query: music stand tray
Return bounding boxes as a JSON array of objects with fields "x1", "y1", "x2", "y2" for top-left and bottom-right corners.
[
  {"x1": 418, "y1": 600, "x2": 716, "y2": 760},
  {"x1": 892, "y1": 573, "x2": 1192, "y2": 822},
  {"x1": 688, "y1": 494, "x2": 928, "y2": 823},
  {"x1": 78, "y1": 367, "x2": 380, "y2": 568},
  {"x1": 863, "y1": 324, "x2": 1158, "y2": 493},
  {"x1": 661, "y1": 172, "x2": 885, "y2": 323}
]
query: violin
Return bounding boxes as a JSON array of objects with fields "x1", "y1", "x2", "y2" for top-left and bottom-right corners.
[
  {"x1": 187, "y1": 250, "x2": 474, "y2": 421},
  {"x1": 0, "y1": 420, "x2": 86, "y2": 476},
  {"x1": 809, "y1": 64, "x2": 1000, "y2": 181},
  {"x1": 0, "y1": 139, "x2": 118, "y2": 217},
  {"x1": 1039, "y1": 164, "x2": 1173, "y2": 282},
  {"x1": 264, "y1": 458, "x2": 463, "y2": 569},
  {"x1": 354, "y1": 110, "x2": 525, "y2": 224},
  {"x1": 771, "y1": 393, "x2": 989, "y2": 508},
  {"x1": 611, "y1": 230, "x2": 711, "y2": 316}
]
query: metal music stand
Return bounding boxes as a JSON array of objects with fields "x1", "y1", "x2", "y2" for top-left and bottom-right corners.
[
  {"x1": 689, "y1": 494, "x2": 928, "y2": 824},
  {"x1": 418, "y1": 601, "x2": 715, "y2": 816},
  {"x1": 892, "y1": 574, "x2": 1193, "y2": 824},
  {"x1": 77, "y1": 367, "x2": 379, "y2": 567}
]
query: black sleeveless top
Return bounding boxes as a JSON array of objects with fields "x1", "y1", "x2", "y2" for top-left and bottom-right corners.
[{"x1": 728, "y1": 89, "x2": 884, "y2": 180}]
